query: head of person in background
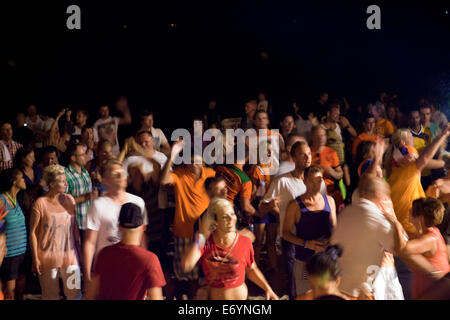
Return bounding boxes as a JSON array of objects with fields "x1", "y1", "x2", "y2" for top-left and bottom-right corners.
[
  {"x1": 419, "y1": 104, "x2": 434, "y2": 128},
  {"x1": 139, "y1": 109, "x2": 154, "y2": 131},
  {"x1": 204, "y1": 176, "x2": 227, "y2": 199},
  {"x1": 0, "y1": 122, "x2": 13, "y2": 143},
  {"x1": 258, "y1": 92, "x2": 268, "y2": 103},
  {"x1": 386, "y1": 104, "x2": 399, "y2": 125},
  {"x1": 245, "y1": 100, "x2": 257, "y2": 117},
  {"x1": 40, "y1": 146, "x2": 59, "y2": 167},
  {"x1": 410, "y1": 197, "x2": 445, "y2": 235},
  {"x1": 13, "y1": 146, "x2": 35, "y2": 172},
  {"x1": 27, "y1": 104, "x2": 38, "y2": 119},
  {"x1": 318, "y1": 92, "x2": 329, "y2": 105},
  {"x1": 67, "y1": 143, "x2": 88, "y2": 170},
  {"x1": 304, "y1": 165, "x2": 325, "y2": 194},
  {"x1": 299, "y1": 245, "x2": 345, "y2": 300},
  {"x1": 43, "y1": 164, "x2": 68, "y2": 195},
  {"x1": 409, "y1": 109, "x2": 422, "y2": 132},
  {"x1": 369, "y1": 101, "x2": 386, "y2": 122},
  {"x1": 280, "y1": 114, "x2": 296, "y2": 138},
  {"x1": 290, "y1": 140, "x2": 312, "y2": 171},
  {"x1": 100, "y1": 159, "x2": 127, "y2": 193},
  {"x1": 285, "y1": 134, "x2": 307, "y2": 156},
  {"x1": 15, "y1": 113, "x2": 26, "y2": 129},
  {"x1": 310, "y1": 126, "x2": 327, "y2": 150},
  {"x1": 81, "y1": 126, "x2": 95, "y2": 145},
  {"x1": 325, "y1": 101, "x2": 341, "y2": 124},
  {"x1": 357, "y1": 174, "x2": 391, "y2": 205},
  {"x1": 96, "y1": 140, "x2": 114, "y2": 166},
  {"x1": 76, "y1": 110, "x2": 89, "y2": 129},
  {"x1": 362, "y1": 112, "x2": 376, "y2": 135},
  {"x1": 208, "y1": 99, "x2": 217, "y2": 110},
  {"x1": 355, "y1": 141, "x2": 382, "y2": 178},
  {"x1": 253, "y1": 110, "x2": 270, "y2": 130},
  {"x1": 98, "y1": 105, "x2": 110, "y2": 120},
  {"x1": 136, "y1": 131, "x2": 155, "y2": 153}
]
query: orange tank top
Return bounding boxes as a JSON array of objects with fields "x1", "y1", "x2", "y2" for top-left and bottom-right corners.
[{"x1": 412, "y1": 227, "x2": 450, "y2": 298}]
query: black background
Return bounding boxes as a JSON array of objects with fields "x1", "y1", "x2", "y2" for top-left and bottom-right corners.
[{"x1": 4, "y1": 0, "x2": 450, "y2": 136}]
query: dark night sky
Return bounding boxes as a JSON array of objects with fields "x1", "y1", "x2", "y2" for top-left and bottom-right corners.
[{"x1": 4, "y1": 1, "x2": 450, "y2": 134}]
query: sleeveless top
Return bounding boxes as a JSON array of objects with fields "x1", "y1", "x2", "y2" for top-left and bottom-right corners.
[
  {"x1": 295, "y1": 194, "x2": 332, "y2": 261},
  {"x1": 412, "y1": 226, "x2": 450, "y2": 298},
  {"x1": 0, "y1": 194, "x2": 27, "y2": 258}
]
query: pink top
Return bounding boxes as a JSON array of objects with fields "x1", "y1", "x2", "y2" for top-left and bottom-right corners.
[
  {"x1": 32, "y1": 194, "x2": 80, "y2": 270},
  {"x1": 412, "y1": 227, "x2": 450, "y2": 299}
]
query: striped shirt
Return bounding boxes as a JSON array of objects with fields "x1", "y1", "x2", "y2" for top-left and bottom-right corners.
[
  {"x1": 65, "y1": 164, "x2": 92, "y2": 230},
  {"x1": 0, "y1": 140, "x2": 22, "y2": 172},
  {"x1": 0, "y1": 194, "x2": 27, "y2": 258}
]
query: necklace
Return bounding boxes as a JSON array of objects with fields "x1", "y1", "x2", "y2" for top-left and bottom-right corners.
[{"x1": 5, "y1": 192, "x2": 17, "y2": 208}]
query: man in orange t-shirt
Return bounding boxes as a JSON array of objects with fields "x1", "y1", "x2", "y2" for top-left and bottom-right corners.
[
  {"x1": 370, "y1": 102, "x2": 394, "y2": 138},
  {"x1": 160, "y1": 141, "x2": 215, "y2": 296},
  {"x1": 310, "y1": 126, "x2": 343, "y2": 194},
  {"x1": 352, "y1": 113, "x2": 378, "y2": 163}
]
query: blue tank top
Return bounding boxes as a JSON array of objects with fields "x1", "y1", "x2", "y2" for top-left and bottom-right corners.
[
  {"x1": 294, "y1": 193, "x2": 332, "y2": 261},
  {"x1": 0, "y1": 194, "x2": 27, "y2": 258}
]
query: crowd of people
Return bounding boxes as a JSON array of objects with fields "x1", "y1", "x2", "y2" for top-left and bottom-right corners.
[{"x1": 0, "y1": 92, "x2": 449, "y2": 300}]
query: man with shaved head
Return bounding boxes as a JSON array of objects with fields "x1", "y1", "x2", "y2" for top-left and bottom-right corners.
[{"x1": 332, "y1": 174, "x2": 443, "y2": 299}]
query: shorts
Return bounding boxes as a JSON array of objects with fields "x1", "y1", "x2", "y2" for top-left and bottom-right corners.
[
  {"x1": 0, "y1": 253, "x2": 26, "y2": 282},
  {"x1": 173, "y1": 236, "x2": 199, "y2": 281},
  {"x1": 293, "y1": 259, "x2": 310, "y2": 296},
  {"x1": 253, "y1": 212, "x2": 278, "y2": 224}
]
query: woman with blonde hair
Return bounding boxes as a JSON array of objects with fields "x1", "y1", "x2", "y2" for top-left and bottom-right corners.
[
  {"x1": 29, "y1": 164, "x2": 81, "y2": 300},
  {"x1": 181, "y1": 197, "x2": 278, "y2": 300},
  {"x1": 384, "y1": 127, "x2": 449, "y2": 236}
]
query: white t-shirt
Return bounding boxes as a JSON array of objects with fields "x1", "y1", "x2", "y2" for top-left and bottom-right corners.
[
  {"x1": 261, "y1": 171, "x2": 327, "y2": 236},
  {"x1": 151, "y1": 127, "x2": 169, "y2": 151},
  {"x1": 274, "y1": 161, "x2": 295, "y2": 177},
  {"x1": 86, "y1": 193, "x2": 148, "y2": 257},
  {"x1": 122, "y1": 152, "x2": 168, "y2": 178},
  {"x1": 93, "y1": 116, "x2": 120, "y2": 156},
  {"x1": 42, "y1": 117, "x2": 55, "y2": 132},
  {"x1": 25, "y1": 115, "x2": 45, "y2": 148},
  {"x1": 25, "y1": 115, "x2": 44, "y2": 132},
  {"x1": 295, "y1": 118, "x2": 313, "y2": 140},
  {"x1": 331, "y1": 198, "x2": 397, "y2": 298}
]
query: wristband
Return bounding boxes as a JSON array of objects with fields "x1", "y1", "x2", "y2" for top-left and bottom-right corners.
[
  {"x1": 195, "y1": 232, "x2": 206, "y2": 250},
  {"x1": 302, "y1": 239, "x2": 307, "y2": 248}
]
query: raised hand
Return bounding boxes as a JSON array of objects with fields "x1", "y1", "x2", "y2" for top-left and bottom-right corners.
[{"x1": 170, "y1": 139, "x2": 185, "y2": 159}]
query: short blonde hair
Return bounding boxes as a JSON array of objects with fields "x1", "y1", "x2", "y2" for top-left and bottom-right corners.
[
  {"x1": 43, "y1": 164, "x2": 65, "y2": 185},
  {"x1": 206, "y1": 197, "x2": 234, "y2": 221}
]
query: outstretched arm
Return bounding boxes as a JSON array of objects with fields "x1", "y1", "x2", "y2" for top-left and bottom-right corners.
[
  {"x1": 160, "y1": 140, "x2": 184, "y2": 186},
  {"x1": 416, "y1": 126, "x2": 449, "y2": 172}
]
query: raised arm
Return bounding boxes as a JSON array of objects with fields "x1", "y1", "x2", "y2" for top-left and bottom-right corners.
[
  {"x1": 115, "y1": 97, "x2": 132, "y2": 126},
  {"x1": 160, "y1": 140, "x2": 184, "y2": 186},
  {"x1": 181, "y1": 214, "x2": 213, "y2": 273},
  {"x1": 416, "y1": 126, "x2": 449, "y2": 172}
]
